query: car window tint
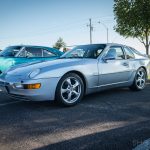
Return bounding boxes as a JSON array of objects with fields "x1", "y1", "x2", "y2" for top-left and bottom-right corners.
[
  {"x1": 43, "y1": 49, "x2": 56, "y2": 57},
  {"x1": 106, "y1": 46, "x2": 125, "y2": 60},
  {"x1": 18, "y1": 47, "x2": 43, "y2": 57},
  {"x1": 124, "y1": 47, "x2": 135, "y2": 59},
  {"x1": 26, "y1": 48, "x2": 42, "y2": 57},
  {"x1": 18, "y1": 49, "x2": 26, "y2": 57},
  {"x1": 0, "y1": 46, "x2": 22, "y2": 57}
]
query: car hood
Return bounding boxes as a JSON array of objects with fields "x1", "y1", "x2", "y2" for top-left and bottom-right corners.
[
  {"x1": 0, "y1": 57, "x2": 43, "y2": 73},
  {"x1": 5, "y1": 58, "x2": 87, "y2": 77},
  {"x1": 0, "y1": 57, "x2": 16, "y2": 72},
  {"x1": 0, "y1": 56, "x2": 60, "y2": 74}
]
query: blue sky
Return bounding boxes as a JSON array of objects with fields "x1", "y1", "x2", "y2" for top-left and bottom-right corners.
[{"x1": 0, "y1": 0, "x2": 145, "y2": 53}]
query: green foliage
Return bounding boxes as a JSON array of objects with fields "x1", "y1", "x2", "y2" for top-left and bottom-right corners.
[
  {"x1": 114, "y1": 0, "x2": 150, "y2": 54},
  {"x1": 148, "y1": 61, "x2": 150, "y2": 79},
  {"x1": 53, "y1": 37, "x2": 66, "y2": 50}
]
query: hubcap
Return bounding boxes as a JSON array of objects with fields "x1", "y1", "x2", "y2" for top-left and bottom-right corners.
[
  {"x1": 136, "y1": 70, "x2": 146, "y2": 89},
  {"x1": 61, "y1": 77, "x2": 81, "y2": 103}
]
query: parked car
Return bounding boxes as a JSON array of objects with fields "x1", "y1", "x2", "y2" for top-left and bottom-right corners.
[
  {"x1": 0, "y1": 45, "x2": 63, "y2": 74},
  {"x1": 0, "y1": 43, "x2": 149, "y2": 106}
]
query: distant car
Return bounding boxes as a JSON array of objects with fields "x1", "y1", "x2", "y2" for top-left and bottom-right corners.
[
  {"x1": 0, "y1": 45, "x2": 63, "y2": 74},
  {"x1": 0, "y1": 43, "x2": 149, "y2": 106}
]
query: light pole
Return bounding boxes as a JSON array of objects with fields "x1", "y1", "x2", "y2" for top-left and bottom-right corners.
[
  {"x1": 87, "y1": 18, "x2": 93, "y2": 44},
  {"x1": 98, "y1": 21, "x2": 109, "y2": 43}
]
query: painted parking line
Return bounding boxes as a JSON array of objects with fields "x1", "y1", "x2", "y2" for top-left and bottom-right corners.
[{"x1": 0, "y1": 101, "x2": 21, "y2": 107}]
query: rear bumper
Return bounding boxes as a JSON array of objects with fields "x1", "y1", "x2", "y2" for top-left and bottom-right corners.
[{"x1": 0, "y1": 77, "x2": 60, "y2": 101}]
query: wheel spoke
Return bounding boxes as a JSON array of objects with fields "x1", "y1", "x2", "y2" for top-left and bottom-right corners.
[
  {"x1": 137, "y1": 72, "x2": 141, "y2": 77},
  {"x1": 139, "y1": 79, "x2": 142, "y2": 86},
  {"x1": 141, "y1": 79, "x2": 145, "y2": 83},
  {"x1": 73, "y1": 81, "x2": 80, "y2": 89},
  {"x1": 136, "y1": 78, "x2": 140, "y2": 83},
  {"x1": 66, "y1": 79, "x2": 72, "y2": 86},
  {"x1": 137, "y1": 71, "x2": 144, "y2": 78},
  {"x1": 72, "y1": 90, "x2": 80, "y2": 96},
  {"x1": 140, "y1": 72, "x2": 144, "y2": 78},
  {"x1": 67, "y1": 92, "x2": 72, "y2": 101},
  {"x1": 61, "y1": 88, "x2": 69, "y2": 94}
]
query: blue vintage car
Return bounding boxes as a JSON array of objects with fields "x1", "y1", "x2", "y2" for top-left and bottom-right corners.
[{"x1": 0, "y1": 45, "x2": 63, "y2": 74}]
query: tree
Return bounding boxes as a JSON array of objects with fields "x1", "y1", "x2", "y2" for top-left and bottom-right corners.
[
  {"x1": 53, "y1": 37, "x2": 66, "y2": 50},
  {"x1": 114, "y1": 0, "x2": 150, "y2": 55}
]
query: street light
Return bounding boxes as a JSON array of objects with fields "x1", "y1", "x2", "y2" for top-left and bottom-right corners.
[{"x1": 98, "y1": 21, "x2": 109, "y2": 43}]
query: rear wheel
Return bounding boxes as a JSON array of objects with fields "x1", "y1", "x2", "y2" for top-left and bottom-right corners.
[
  {"x1": 130, "y1": 68, "x2": 146, "y2": 91},
  {"x1": 56, "y1": 73, "x2": 84, "y2": 106}
]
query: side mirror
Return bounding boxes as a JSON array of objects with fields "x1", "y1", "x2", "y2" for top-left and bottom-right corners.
[{"x1": 102, "y1": 55, "x2": 115, "y2": 63}]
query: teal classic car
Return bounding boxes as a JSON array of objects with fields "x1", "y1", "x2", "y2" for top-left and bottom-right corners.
[{"x1": 0, "y1": 45, "x2": 63, "y2": 74}]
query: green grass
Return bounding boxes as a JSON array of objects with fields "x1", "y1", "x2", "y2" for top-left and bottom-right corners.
[{"x1": 148, "y1": 75, "x2": 150, "y2": 80}]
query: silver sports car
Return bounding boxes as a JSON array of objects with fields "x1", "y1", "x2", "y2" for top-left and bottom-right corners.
[{"x1": 0, "y1": 43, "x2": 149, "y2": 106}]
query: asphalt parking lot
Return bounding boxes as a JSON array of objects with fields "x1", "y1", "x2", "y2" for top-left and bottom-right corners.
[{"x1": 0, "y1": 84, "x2": 150, "y2": 150}]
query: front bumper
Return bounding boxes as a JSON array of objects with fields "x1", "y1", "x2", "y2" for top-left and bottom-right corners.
[{"x1": 0, "y1": 77, "x2": 60, "y2": 101}]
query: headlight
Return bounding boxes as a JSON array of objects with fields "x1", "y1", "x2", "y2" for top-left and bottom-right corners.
[
  {"x1": 13, "y1": 83, "x2": 41, "y2": 89},
  {"x1": 29, "y1": 69, "x2": 40, "y2": 78},
  {"x1": 13, "y1": 83, "x2": 24, "y2": 89}
]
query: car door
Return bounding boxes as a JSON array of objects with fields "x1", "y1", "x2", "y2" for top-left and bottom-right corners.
[{"x1": 98, "y1": 46, "x2": 132, "y2": 86}]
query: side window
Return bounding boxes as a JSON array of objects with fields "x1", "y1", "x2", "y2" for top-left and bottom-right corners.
[
  {"x1": 105, "y1": 46, "x2": 125, "y2": 60},
  {"x1": 93, "y1": 49, "x2": 103, "y2": 58},
  {"x1": 43, "y1": 49, "x2": 56, "y2": 57},
  {"x1": 26, "y1": 48, "x2": 42, "y2": 57},
  {"x1": 124, "y1": 47, "x2": 135, "y2": 59},
  {"x1": 18, "y1": 49, "x2": 26, "y2": 57},
  {"x1": 17, "y1": 47, "x2": 43, "y2": 58}
]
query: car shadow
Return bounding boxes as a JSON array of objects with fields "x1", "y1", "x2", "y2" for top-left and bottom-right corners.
[
  {"x1": 33, "y1": 119, "x2": 150, "y2": 150},
  {"x1": 0, "y1": 86, "x2": 150, "y2": 149}
]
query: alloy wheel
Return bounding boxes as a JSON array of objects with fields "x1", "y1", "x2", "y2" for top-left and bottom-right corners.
[
  {"x1": 136, "y1": 69, "x2": 146, "y2": 89},
  {"x1": 61, "y1": 77, "x2": 82, "y2": 104}
]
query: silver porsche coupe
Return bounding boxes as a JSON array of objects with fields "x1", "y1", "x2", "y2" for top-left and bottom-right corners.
[{"x1": 0, "y1": 43, "x2": 149, "y2": 106}]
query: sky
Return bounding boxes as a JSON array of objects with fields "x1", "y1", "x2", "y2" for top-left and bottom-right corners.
[{"x1": 0, "y1": 0, "x2": 146, "y2": 53}]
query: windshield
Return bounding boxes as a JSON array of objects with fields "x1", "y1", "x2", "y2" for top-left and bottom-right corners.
[
  {"x1": 61, "y1": 44, "x2": 106, "y2": 59},
  {"x1": 0, "y1": 46, "x2": 22, "y2": 57}
]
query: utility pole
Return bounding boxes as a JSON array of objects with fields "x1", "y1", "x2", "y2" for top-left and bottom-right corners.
[
  {"x1": 87, "y1": 18, "x2": 93, "y2": 44},
  {"x1": 98, "y1": 21, "x2": 109, "y2": 43}
]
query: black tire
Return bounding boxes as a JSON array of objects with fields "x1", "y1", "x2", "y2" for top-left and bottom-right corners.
[
  {"x1": 55, "y1": 73, "x2": 84, "y2": 106},
  {"x1": 130, "y1": 68, "x2": 146, "y2": 91}
]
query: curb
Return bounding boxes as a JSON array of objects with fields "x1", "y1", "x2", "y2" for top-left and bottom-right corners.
[{"x1": 133, "y1": 139, "x2": 150, "y2": 150}]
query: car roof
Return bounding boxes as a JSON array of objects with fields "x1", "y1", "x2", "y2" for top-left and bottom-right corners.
[
  {"x1": 73, "y1": 43, "x2": 129, "y2": 47},
  {"x1": 7, "y1": 45, "x2": 64, "y2": 55},
  {"x1": 10, "y1": 45, "x2": 57, "y2": 50}
]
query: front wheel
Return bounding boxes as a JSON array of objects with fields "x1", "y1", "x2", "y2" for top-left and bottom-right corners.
[
  {"x1": 56, "y1": 73, "x2": 84, "y2": 106},
  {"x1": 130, "y1": 68, "x2": 146, "y2": 91}
]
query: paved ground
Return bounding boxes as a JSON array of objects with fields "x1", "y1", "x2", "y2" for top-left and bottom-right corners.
[{"x1": 0, "y1": 84, "x2": 150, "y2": 150}]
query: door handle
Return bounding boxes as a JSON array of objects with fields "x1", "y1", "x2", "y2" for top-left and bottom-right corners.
[{"x1": 122, "y1": 62, "x2": 129, "y2": 67}]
